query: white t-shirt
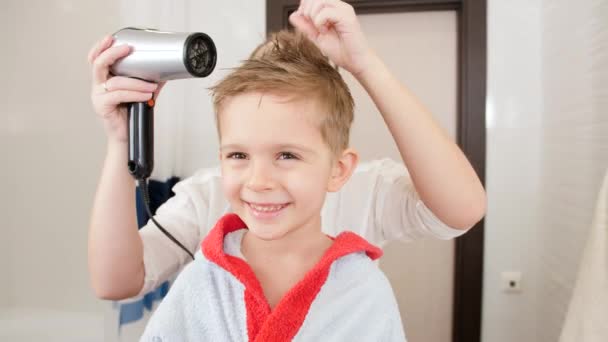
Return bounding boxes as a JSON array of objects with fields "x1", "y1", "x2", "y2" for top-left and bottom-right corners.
[{"x1": 137, "y1": 158, "x2": 467, "y2": 296}]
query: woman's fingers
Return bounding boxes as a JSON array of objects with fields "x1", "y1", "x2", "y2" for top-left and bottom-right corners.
[
  {"x1": 309, "y1": 0, "x2": 330, "y2": 19},
  {"x1": 298, "y1": 0, "x2": 311, "y2": 15},
  {"x1": 92, "y1": 44, "x2": 132, "y2": 85},
  {"x1": 153, "y1": 81, "x2": 166, "y2": 98},
  {"x1": 312, "y1": 7, "x2": 340, "y2": 33},
  {"x1": 98, "y1": 90, "x2": 154, "y2": 111},
  {"x1": 87, "y1": 35, "x2": 113, "y2": 65},
  {"x1": 103, "y1": 76, "x2": 158, "y2": 94},
  {"x1": 289, "y1": 11, "x2": 319, "y2": 41}
]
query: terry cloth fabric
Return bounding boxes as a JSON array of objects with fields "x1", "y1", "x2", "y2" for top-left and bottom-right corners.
[
  {"x1": 141, "y1": 213, "x2": 407, "y2": 341},
  {"x1": 118, "y1": 177, "x2": 180, "y2": 327}
]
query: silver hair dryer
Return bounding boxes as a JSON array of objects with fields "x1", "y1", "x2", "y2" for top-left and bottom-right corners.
[{"x1": 110, "y1": 27, "x2": 217, "y2": 180}]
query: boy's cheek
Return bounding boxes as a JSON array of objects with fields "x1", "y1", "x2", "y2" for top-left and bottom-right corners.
[
  {"x1": 286, "y1": 172, "x2": 327, "y2": 200},
  {"x1": 221, "y1": 174, "x2": 241, "y2": 198}
]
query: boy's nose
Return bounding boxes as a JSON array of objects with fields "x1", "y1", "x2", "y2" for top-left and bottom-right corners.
[{"x1": 245, "y1": 162, "x2": 275, "y2": 192}]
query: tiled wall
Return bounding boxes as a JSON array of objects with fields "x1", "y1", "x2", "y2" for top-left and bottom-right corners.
[
  {"x1": 483, "y1": 1, "x2": 608, "y2": 341},
  {"x1": 537, "y1": 0, "x2": 608, "y2": 340}
]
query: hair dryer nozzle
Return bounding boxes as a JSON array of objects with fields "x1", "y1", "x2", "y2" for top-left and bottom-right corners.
[{"x1": 184, "y1": 32, "x2": 217, "y2": 78}]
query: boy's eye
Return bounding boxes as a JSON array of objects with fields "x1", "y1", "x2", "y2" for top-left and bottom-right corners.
[
  {"x1": 278, "y1": 152, "x2": 298, "y2": 160},
  {"x1": 227, "y1": 152, "x2": 247, "y2": 159}
]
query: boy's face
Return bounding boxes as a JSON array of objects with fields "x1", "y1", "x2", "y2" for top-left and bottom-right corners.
[{"x1": 218, "y1": 92, "x2": 350, "y2": 241}]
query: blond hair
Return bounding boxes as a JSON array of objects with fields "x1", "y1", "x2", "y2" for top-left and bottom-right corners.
[{"x1": 210, "y1": 30, "x2": 354, "y2": 155}]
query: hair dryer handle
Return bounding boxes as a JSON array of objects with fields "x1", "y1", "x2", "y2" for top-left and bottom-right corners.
[{"x1": 128, "y1": 102, "x2": 154, "y2": 179}]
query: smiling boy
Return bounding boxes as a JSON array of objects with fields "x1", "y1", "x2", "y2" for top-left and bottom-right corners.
[{"x1": 140, "y1": 28, "x2": 407, "y2": 342}]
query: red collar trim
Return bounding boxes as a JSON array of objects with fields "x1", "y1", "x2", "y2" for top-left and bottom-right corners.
[{"x1": 201, "y1": 213, "x2": 383, "y2": 341}]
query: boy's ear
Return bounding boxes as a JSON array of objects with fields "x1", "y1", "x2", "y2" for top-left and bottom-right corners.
[{"x1": 327, "y1": 148, "x2": 359, "y2": 192}]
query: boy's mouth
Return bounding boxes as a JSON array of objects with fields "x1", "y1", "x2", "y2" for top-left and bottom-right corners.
[{"x1": 245, "y1": 201, "x2": 291, "y2": 219}]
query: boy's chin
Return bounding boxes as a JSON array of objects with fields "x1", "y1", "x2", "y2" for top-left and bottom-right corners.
[
  {"x1": 240, "y1": 218, "x2": 293, "y2": 241},
  {"x1": 246, "y1": 226, "x2": 291, "y2": 241}
]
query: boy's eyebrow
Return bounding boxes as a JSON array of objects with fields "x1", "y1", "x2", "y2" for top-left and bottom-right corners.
[
  {"x1": 220, "y1": 143, "x2": 317, "y2": 155},
  {"x1": 219, "y1": 144, "x2": 241, "y2": 151},
  {"x1": 277, "y1": 144, "x2": 317, "y2": 155}
]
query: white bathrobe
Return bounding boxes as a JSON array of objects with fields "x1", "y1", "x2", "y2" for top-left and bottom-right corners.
[
  {"x1": 559, "y1": 170, "x2": 608, "y2": 342},
  {"x1": 141, "y1": 213, "x2": 406, "y2": 341}
]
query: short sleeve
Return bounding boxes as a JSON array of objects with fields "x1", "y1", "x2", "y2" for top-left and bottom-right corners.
[
  {"x1": 366, "y1": 158, "x2": 468, "y2": 245},
  {"x1": 135, "y1": 167, "x2": 222, "y2": 296}
]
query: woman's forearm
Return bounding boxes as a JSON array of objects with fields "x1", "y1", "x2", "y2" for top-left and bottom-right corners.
[
  {"x1": 355, "y1": 53, "x2": 486, "y2": 229},
  {"x1": 88, "y1": 141, "x2": 145, "y2": 299}
]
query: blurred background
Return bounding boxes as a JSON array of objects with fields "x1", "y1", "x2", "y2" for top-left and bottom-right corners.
[{"x1": 1, "y1": 0, "x2": 606, "y2": 341}]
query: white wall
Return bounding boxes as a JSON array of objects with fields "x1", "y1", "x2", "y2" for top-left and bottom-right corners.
[
  {"x1": 0, "y1": 0, "x2": 7, "y2": 300},
  {"x1": 0, "y1": 0, "x2": 17, "y2": 310},
  {"x1": 483, "y1": 1, "x2": 542, "y2": 341},
  {"x1": 483, "y1": 1, "x2": 608, "y2": 341},
  {"x1": 0, "y1": 1, "x2": 126, "y2": 340},
  {"x1": 0, "y1": 0, "x2": 121, "y2": 313}
]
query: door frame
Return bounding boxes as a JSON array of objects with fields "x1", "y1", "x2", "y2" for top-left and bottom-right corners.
[{"x1": 267, "y1": 1, "x2": 486, "y2": 342}]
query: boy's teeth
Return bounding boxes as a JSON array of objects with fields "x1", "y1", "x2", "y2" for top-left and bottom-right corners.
[{"x1": 250, "y1": 203, "x2": 285, "y2": 212}]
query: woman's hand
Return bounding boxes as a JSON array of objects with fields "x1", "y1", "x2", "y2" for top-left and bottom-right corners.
[
  {"x1": 289, "y1": 0, "x2": 375, "y2": 78},
  {"x1": 88, "y1": 35, "x2": 164, "y2": 144}
]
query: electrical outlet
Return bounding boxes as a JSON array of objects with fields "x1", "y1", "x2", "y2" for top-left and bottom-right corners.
[{"x1": 501, "y1": 271, "x2": 522, "y2": 293}]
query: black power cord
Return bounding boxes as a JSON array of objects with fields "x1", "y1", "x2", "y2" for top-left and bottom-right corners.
[{"x1": 137, "y1": 178, "x2": 195, "y2": 261}]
